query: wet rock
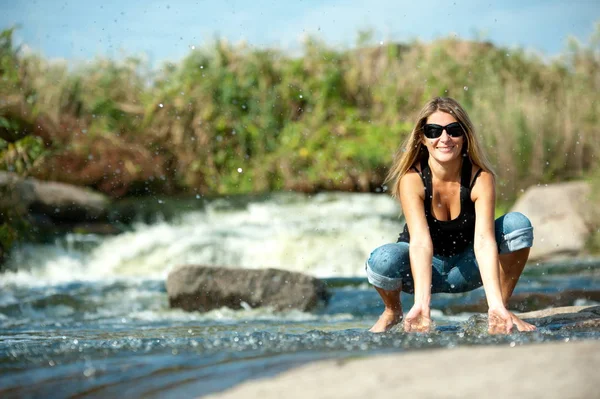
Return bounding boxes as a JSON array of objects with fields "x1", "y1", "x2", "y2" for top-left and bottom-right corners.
[
  {"x1": 445, "y1": 289, "x2": 600, "y2": 314},
  {"x1": 29, "y1": 180, "x2": 109, "y2": 223},
  {"x1": 0, "y1": 171, "x2": 109, "y2": 223},
  {"x1": 0, "y1": 172, "x2": 118, "y2": 269},
  {"x1": 562, "y1": 318, "x2": 600, "y2": 330},
  {"x1": 510, "y1": 181, "x2": 595, "y2": 261},
  {"x1": 520, "y1": 305, "x2": 600, "y2": 329},
  {"x1": 0, "y1": 171, "x2": 36, "y2": 213},
  {"x1": 508, "y1": 290, "x2": 600, "y2": 312},
  {"x1": 166, "y1": 266, "x2": 331, "y2": 312}
]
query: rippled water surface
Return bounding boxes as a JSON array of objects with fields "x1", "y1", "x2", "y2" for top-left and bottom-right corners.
[{"x1": 1, "y1": 193, "x2": 599, "y2": 398}]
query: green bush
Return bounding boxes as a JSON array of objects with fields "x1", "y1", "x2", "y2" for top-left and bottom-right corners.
[{"x1": 0, "y1": 24, "x2": 598, "y2": 200}]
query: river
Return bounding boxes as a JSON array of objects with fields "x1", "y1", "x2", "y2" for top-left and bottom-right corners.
[{"x1": 1, "y1": 192, "x2": 599, "y2": 398}]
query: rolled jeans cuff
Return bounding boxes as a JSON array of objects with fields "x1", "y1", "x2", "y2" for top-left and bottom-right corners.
[
  {"x1": 365, "y1": 261, "x2": 403, "y2": 291},
  {"x1": 499, "y1": 226, "x2": 534, "y2": 254}
]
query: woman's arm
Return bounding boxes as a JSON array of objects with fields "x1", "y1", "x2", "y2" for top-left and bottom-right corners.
[
  {"x1": 399, "y1": 171, "x2": 434, "y2": 331},
  {"x1": 471, "y1": 172, "x2": 513, "y2": 333}
]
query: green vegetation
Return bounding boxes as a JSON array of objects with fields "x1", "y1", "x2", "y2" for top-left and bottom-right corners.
[
  {"x1": 585, "y1": 170, "x2": 600, "y2": 254},
  {"x1": 1, "y1": 25, "x2": 599, "y2": 202}
]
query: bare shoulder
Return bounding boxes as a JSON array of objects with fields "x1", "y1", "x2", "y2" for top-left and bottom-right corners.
[
  {"x1": 400, "y1": 169, "x2": 425, "y2": 200},
  {"x1": 471, "y1": 170, "x2": 495, "y2": 201}
]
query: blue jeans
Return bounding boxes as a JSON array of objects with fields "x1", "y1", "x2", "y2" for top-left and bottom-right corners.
[{"x1": 365, "y1": 212, "x2": 534, "y2": 294}]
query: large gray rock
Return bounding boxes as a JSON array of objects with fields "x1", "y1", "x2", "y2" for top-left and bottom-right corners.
[
  {"x1": 0, "y1": 171, "x2": 108, "y2": 222},
  {"x1": 0, "y1": 171, "x2": 36, "y2": 213},
  {"x1": 445, "y1": 289, "x2": 600, "y2": 314},
  {"x1": 510, "y1": 181, "x2": 594, "y2": 261},
  {"x1": 166, "y1": 266, "x2": 331, "y2": 312},
  {"x1": 519, "y1": 305, "x2": 600, "y2": 328}
]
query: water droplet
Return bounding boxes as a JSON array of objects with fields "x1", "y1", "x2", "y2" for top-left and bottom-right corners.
[{"x1": 83, "y1": 368, "x2": 95, "y2": 377}]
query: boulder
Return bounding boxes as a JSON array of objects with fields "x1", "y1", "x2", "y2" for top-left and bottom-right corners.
[
  {"x1": 0, "y1": 171, "x2": 109, "y2": 223},
  {"x1": 519, "y1": 305, "x2": 600, "y2": 329},
  {"x1": 445, "y1": 289, "x2": 600, "y2": 314},
  {"x1": 0, "y1": 171, "x2": 36, "y2": 213},
  {"x1": 166, "y1": 266, "x2": 331, "y2": 312},
  {"x1": 510, "y1": 181, "x2": 595, "y2": 261}
]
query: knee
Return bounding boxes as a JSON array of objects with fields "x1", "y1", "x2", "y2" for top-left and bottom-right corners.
[
  {"x1": 496, "y1": 212, "x2": 534, "y2": 253},
  {"x1": 366, "y1": 243, "x2": 410, "y2": 279},
  {"x1": 497, "y1": 212, "x2": 532, "y2": 234}
]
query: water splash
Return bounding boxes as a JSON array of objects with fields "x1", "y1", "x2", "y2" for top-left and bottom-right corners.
[{"x1": 2, "y1": 193, "x2": 403, "y2": 285}]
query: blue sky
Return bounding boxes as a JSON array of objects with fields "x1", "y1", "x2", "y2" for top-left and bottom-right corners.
[{"x1": 1, "y1": 0, "x2": 599, "y2": 67}]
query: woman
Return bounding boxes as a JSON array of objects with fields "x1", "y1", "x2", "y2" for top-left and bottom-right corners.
[{"x1": 366, "y1": 97, "x2": 536, "y2": 334}]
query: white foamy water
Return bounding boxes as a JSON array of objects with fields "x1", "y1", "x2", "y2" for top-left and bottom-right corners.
[{"x1": 1, "y1": 192, "x2": 403, "y2": 286}]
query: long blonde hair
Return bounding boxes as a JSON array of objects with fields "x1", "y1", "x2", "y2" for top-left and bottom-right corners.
[{"x1": 386, "y1": 97, "x2": 495, "y2": 199}]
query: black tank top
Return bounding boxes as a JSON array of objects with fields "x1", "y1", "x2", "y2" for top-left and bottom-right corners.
[{"x1": 397, "y1": 156, "x2": 482, "y2": 257}]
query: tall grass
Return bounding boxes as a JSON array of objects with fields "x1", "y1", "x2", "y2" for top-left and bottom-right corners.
[{"x1": 1, "y1": 24, "x2": 599, "y2": 201}]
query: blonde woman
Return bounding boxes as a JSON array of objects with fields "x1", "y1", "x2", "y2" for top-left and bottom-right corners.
[{"x1": 366, "y1": 97, "x2": 536, "y2": 334}]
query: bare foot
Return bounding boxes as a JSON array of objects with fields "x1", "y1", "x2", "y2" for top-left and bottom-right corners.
[
  {"x1": 509, "y1": 311, "x2": 537, "y2": 332},
  {"x1": 369, "y1": 309, "x2": 402, "y2": 333}
]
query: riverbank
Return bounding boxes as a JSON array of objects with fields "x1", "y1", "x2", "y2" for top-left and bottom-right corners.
[
  {"x1": 207, "y1": 338, "x2": 599, "y2": 399},
  {"x1": 205, "y1": 306, "x2": 600, "y2": 398}
]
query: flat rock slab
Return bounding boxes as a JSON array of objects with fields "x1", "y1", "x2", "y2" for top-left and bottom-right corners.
[
  {"x1": 166, "y1": 265, "x2": 331, "y2": 312},
  {"x1": 207, "y1": 340, "x2": 600, "y2": 399},
  {"x1": 519, "y1": 305, "x2": 600, "y2": 328},
  {"x1": 446, "y1": 290, "x2": 600, "y2": 314}
]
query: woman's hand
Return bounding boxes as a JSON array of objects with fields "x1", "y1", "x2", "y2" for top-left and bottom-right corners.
[
  {"x1": 404, "y1": 303, "x2": 432, "y2": 333},
  {"x1": 487, "y1": 305, "x2": 514, "y2": 334}
]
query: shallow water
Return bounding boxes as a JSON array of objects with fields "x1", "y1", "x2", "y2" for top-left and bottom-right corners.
[{"x1": 1, "y1": 193, "x2": 599, "y2": 398}]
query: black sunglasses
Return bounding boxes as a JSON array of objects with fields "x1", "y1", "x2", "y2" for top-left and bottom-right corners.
[{"x1": 423, "y1": 122, "x2": 464, "y2": 139}]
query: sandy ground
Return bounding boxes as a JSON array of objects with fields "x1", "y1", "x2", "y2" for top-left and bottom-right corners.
[
  {"x1": 206, "y1": 306, "x2": 600, "y2": 399},
  {"x1": 207, "y1": 340, "x2": 599, "y2": 399}
]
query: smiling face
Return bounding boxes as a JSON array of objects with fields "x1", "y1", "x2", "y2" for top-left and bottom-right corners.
[{"x1": 422, "y1": 110, "x2": 465, "y2": 164}]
